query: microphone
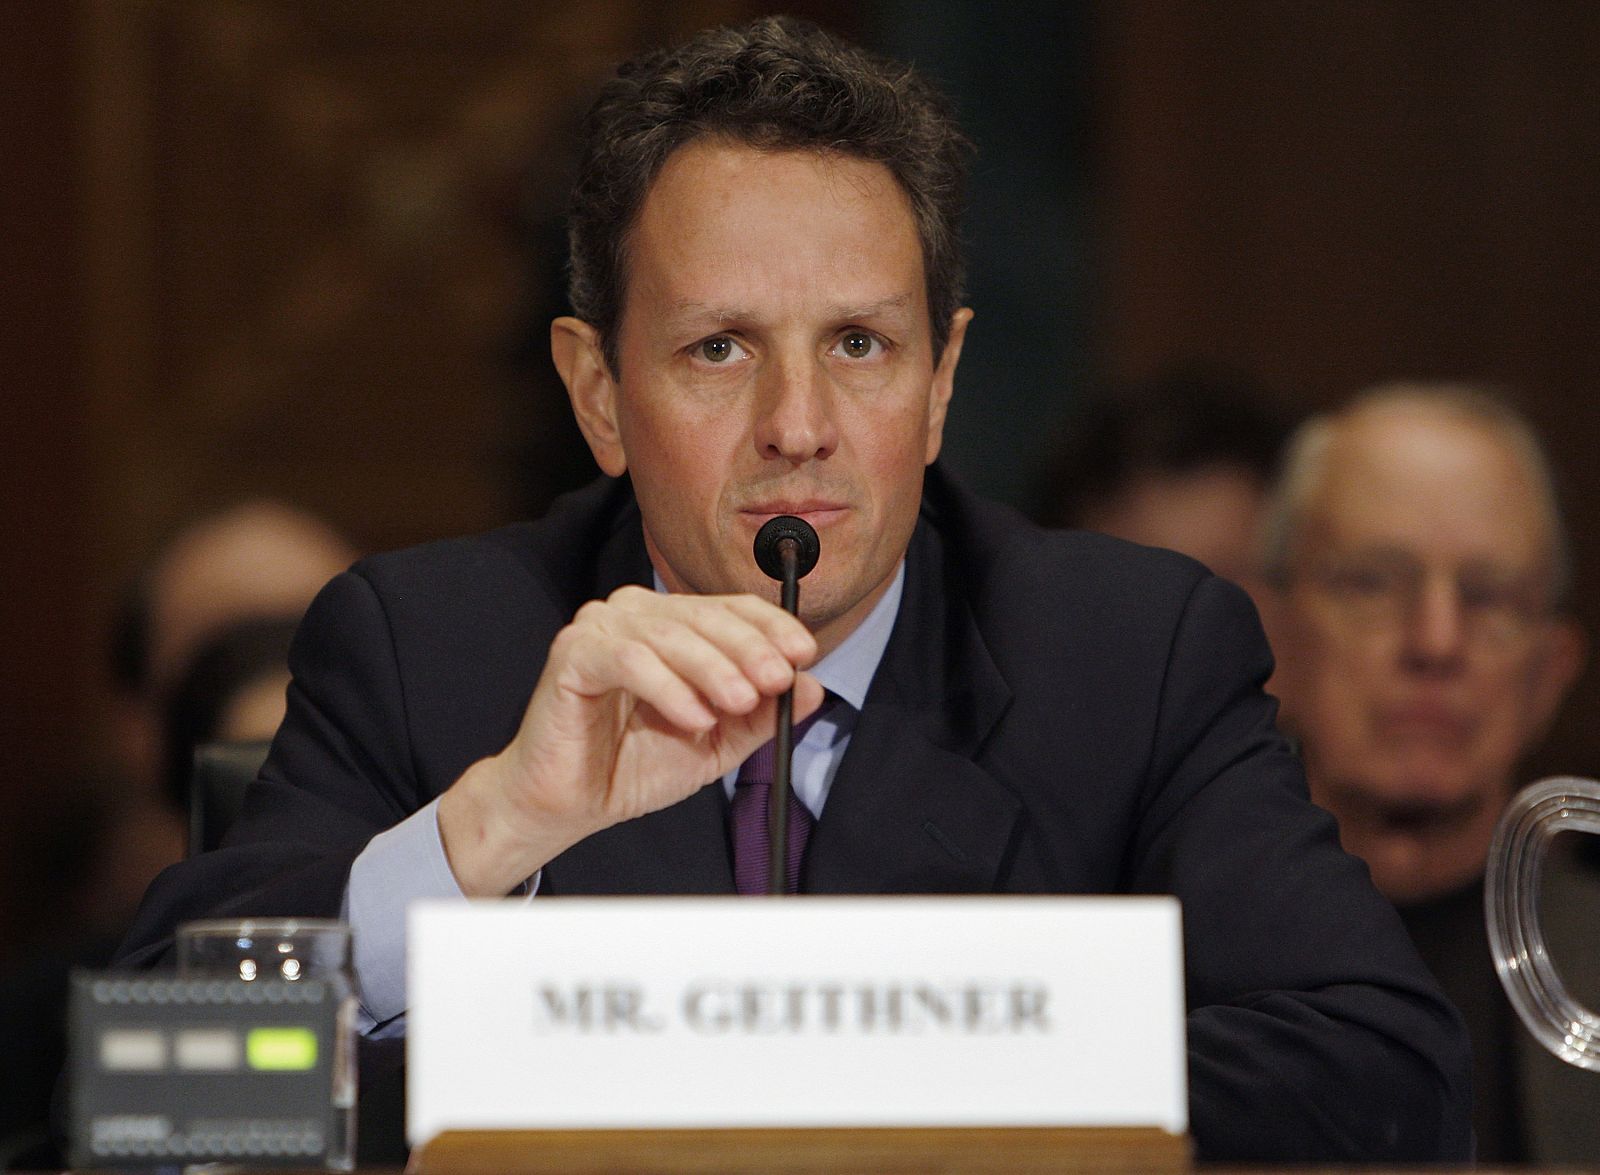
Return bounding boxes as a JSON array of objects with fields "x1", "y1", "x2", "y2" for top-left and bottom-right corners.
[{"x1": 753, "y1": 515, "x2": 821, "y2": 896}]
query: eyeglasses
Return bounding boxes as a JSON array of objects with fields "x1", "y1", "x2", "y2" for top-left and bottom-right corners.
[{"x1": 1291, "y1": 549, "x2": 1555, "y2": 647}]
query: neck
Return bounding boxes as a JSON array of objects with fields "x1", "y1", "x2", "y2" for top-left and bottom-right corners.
[
  {"x1": 807, "y1": 570, "x2": 898, "y2": 660},
  {"x1": 1314, "y1": 778, "x2": 1505, "y2": 905}
]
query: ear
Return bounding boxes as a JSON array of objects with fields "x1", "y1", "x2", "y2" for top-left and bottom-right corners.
[
  {"x1": 1524, "y1": 616, "x2": 1587, "y2": 745},
  {"x1": 924, "y1": 307, "x2": 973, "y2": 464},
  {"x1": 551, "y1": 316, "x2": 627, "y2": 477}
]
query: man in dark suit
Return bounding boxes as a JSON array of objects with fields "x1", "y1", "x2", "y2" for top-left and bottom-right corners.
[{"x1": 120, "y1": 16, "x2": 1472, "y2": 1163}]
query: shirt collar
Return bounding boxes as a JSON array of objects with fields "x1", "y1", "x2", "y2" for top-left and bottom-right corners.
[
  {"x1": 807, "y1": 562, "x2": 902, "y2": 711},
  {"x1": 650, "y1": 562, "x2": 904, "y2": 714}
]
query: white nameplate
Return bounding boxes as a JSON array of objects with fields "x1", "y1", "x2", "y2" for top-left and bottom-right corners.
[{"x1": 407, "y1": 897, "x2": 1185, "y2": 1144}]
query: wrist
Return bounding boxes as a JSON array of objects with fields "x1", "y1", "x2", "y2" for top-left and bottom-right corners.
[{"x1": 438, "y1": 754, "x2": 587, "y2": 897}]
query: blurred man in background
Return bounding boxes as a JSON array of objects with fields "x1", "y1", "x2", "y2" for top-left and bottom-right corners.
[
  {"x1": 1259, "y1": 383, "x2": 1599, "y2": 1162},
  {"x1": 82, "y1": 499, "x2": 360, "y2": 932},
  {"x1": 110, "y1": 499, "x2": 357, "y2": 796}
]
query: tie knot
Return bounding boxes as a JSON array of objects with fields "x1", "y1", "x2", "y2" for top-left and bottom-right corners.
[
  {"x1": 728, "y1": 693, "x2": 837, "y2": 895},
  {"x1": 736, "y1": 695, "x2": 835, "y2": 788}
]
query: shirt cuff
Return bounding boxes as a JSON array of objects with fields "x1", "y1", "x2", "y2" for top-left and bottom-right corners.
[{"x1": 343, "y1": 797, "x2": 538, "y2": 1033}]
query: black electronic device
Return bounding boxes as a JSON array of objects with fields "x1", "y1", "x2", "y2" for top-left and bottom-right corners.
[{"x1": 68, "y1": 972, "x2": 356, "y2": 1170}]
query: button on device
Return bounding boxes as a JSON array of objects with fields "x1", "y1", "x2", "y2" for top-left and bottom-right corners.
[
  {"x1": 99, "y1": 1029, "x2": 168, "y2": 1072},
  {"x1": 246, "y1": 1027, "x2": 319, "y2": 1071},
  {"x1": 174, "y1": 1028, "x2": 242, "y2": 1071}
]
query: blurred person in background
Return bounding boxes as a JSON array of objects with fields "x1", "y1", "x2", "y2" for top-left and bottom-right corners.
[
  {"x1": 1032, "y1": 369, "x2": 1290, "y2": 600},
  {"x1": 158, "y1": 616, "x2": 299, "y2": 809},
  {"x1": 88, "y1": 499, "x2": 358, "y2": 924},
  {"x1": 110, "y1": 499, "x2": 357, "y2": 797},
  {"x1": 1258, "y1": 383, "x2": 1598, "y2": 1163}
]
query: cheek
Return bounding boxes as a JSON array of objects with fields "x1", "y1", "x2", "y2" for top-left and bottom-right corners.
[
  {"x1": 855, "y1": 404, "x2": 934, "y2": 481},
  {"x1": 1480, "y1": 662, "x2": 1546, "y2": 741},
  {"x1": 622, "y1": 398, "x2": 738, "y2": 485},
  {"x1": 1297, "y1": 636, "x2": 1385, "y2": 725}
]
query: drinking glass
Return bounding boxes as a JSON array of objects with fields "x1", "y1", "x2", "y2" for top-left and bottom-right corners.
[
  {"x1": 1485, "y1": 777, "x2": 1600, "y2": 1071},
  {"x1": 177, "y1": 918, "x2": 352, "y2": 985}
]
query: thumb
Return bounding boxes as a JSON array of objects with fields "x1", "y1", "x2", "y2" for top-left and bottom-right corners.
[
  {"x1": 790, "y1": 670, "x2": 825, "y2": 724},
  {"x1": 713, "y1": 671, "x2": 827, "y2": 772}
]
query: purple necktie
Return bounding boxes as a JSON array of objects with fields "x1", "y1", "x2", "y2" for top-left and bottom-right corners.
[{"x1": 729, "y1": 702, "x2": 831, "y2": 895}]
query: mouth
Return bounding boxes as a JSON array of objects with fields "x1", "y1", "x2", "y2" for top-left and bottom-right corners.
[
  {"x1": 738, "y1": 502, "x2": 851, "y2": 529},
  {"x1": 1376, "y1": 793, "x2": 1485, "y2": 832},
  {"x1": 1376, "y1": 703, "x2": 1474, "y2": 745}
]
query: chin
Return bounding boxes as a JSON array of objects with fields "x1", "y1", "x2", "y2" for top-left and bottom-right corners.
[
  {"x1": 796, "y1": 583, "x2": 857, "y2": 632},
  {"x1": 1376, "y1": 762, "x2": 1472, "y2": 804},
  {"x1": 1362, "y1": 759, "x2": 1495, "y2": 822},
  {"x1": 1317, "y1": 749, "x2": 1467, "y2": 807}
]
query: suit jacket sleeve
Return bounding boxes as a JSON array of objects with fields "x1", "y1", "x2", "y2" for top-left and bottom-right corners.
[
  {"x1": 1129, "y1": 573, "x2": 1473, "y2": 1161},
  {"x1": 117, "y1": 568, "x2": 428, "y2": 967}
]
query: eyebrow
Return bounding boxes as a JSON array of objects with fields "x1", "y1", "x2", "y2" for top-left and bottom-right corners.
[
  {"x1": 664, "y1": 294, "x2": 916, "y2": 331},
  {"x1": 1326, "y1": 545, "x2": 1550, "y2": 582}
]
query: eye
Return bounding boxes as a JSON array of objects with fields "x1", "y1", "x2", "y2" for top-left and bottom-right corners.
[
  {"x1": 1458, "y1": 573, "x2": 1536, "y2": 618},
  {"x1": 1328, "y1": 563, "x2": 1394, "y2": 597},
  {"x1": 1320, "y1": 557, "x2": 1415, "y2": 603},
  {"x1": 833, "y1": 330, "x2": 883, "y2": 360},
  {"x1": 696, "y1": 336, "x2": 750, "y2": 364}
]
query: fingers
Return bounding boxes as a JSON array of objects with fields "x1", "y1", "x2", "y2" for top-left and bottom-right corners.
[
  {"x1": 562, "y1": 630, "x2": 719, "y2": 732},
  {"x1": 552, "y1": 587, "x2": 819, "y2": 731},
  {"x1": 715, "y1": 593, "x2": 818, "y2": 667},
  {"x1": 790, "y1": 669, "x2": 826, "y2": 725},
  {"x1": 475, "y1": 591, "x2": 831, "y2": 877},
  {"x1": 608, "y1": 586, "x2": 816, "y2": 669},
  {"x1": 704, "y1": 669, "x2": 827, "y2": 772}
]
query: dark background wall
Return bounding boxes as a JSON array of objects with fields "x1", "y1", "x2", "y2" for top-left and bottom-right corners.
[
  {"x1": 4, "y1": 0, "x2": 1599, "y2": 960},
  {"x1": 869, "y1": 2, "x2": 1095, "y2": 508},
  {"x1": 3, "y1": 2, "x2": 95, "y2": 959}
]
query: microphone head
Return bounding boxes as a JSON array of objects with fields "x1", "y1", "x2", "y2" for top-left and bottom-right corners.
[{"x1": 753, "y1": 515, "x2": 821, "y2": 582}]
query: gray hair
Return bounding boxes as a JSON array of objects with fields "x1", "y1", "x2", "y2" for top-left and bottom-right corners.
[{"x1": 1260, "y1": 382, "x2": 1572, "y2": 604}]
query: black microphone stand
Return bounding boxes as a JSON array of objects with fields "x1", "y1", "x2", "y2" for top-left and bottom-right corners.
[
  {"x1": 770, "y1": 536, "x2": 801, "y2": 897},
  {"x1": 753, "y1": 516, "x2": 820, "y2": 896}
]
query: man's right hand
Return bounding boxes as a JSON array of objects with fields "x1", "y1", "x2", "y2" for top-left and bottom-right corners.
[{"x1": 436, "y1": 584, "x2": 822, "y2": 896}]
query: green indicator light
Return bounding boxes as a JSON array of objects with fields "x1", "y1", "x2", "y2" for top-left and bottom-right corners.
[{"x1": 246, "y1": 1027, "x2": 318, "y2": 1071}]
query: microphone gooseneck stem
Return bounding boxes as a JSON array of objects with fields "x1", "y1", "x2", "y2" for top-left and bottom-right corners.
[{"x1": 770, "y1": 537, "x2": 800, "y2": 896}]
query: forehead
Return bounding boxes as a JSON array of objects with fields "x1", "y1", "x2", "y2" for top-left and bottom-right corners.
[
  {"x1": 623, "y1": 140, "x2": 926, "y2": 325},
  {"x1": 1304, "y1": 405, "x2": 1551, "y2": 567}
]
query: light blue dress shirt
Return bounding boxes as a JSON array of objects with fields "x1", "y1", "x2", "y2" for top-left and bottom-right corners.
[{"x1": 343, "y1": 563, "x2": 904, "y2": 1034}]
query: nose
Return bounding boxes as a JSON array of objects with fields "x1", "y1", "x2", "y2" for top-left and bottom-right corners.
[
  {"x1": 1398, "y1": 574, "x2": 1469, "y2": 672},
  {"x1": 752, "y1": 352, "x2": 838, "y2": 465}
]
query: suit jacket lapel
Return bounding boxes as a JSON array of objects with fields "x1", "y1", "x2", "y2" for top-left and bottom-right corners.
[
  {"x1": 807, "y1": 517, "x2": 1020, "y2": 893},
  {"x1": 543, "y1": 483, "x2": 738, "y2": 895}
]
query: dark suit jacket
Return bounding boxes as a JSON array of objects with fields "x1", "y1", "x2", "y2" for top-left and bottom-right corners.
[
  {"x1": 119, "y1": 467, "x2": 1472, "y2": 1162},
  {"x1": 1403, "y1": 839, "x2": 1600, "y2": 1163}
]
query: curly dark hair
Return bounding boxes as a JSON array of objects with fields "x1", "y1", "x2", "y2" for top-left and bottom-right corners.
[{"x1": 567, "y1": 15, "x2": 974, "y2": 374}]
